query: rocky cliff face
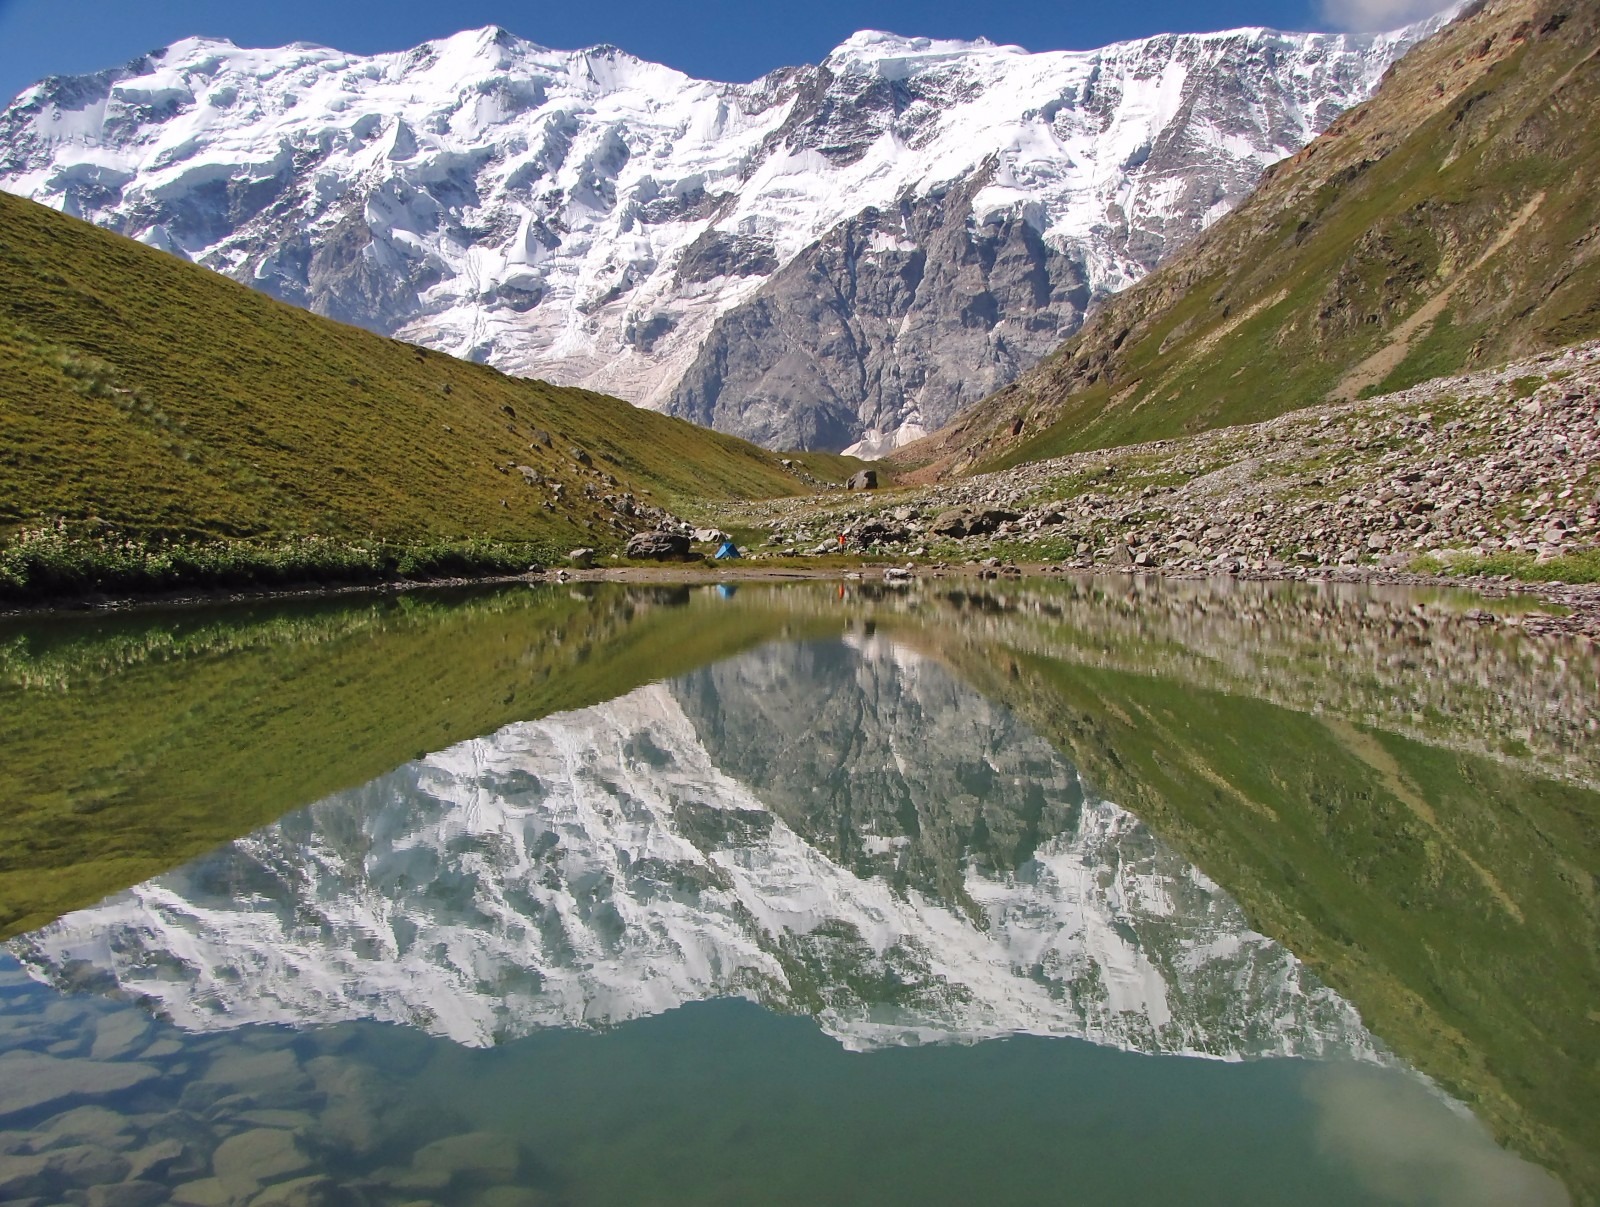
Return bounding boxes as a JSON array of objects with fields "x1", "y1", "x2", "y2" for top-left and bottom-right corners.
[
  {"x1": 0, "y1": 20, "x2": 1443, "y2": 451},
  {"x1": 13, "y1": 638, "x2": 1379, "y2": 1061},
  {"x1": 896, "y1": 0, "x2": 1600, "y2": 474}
]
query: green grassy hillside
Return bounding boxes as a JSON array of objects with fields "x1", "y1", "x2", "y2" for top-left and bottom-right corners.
[
  {"x1": 894, "y1": 0, "x2": 1600, "y2": 477},
  {"x1": 0, "y1": 191, "x2": 857, "y2": 553}
]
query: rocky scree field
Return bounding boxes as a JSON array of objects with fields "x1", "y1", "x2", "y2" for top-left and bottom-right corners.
[{"x1": 704, "y1": 340, "x2": 1600, "y2": 613}]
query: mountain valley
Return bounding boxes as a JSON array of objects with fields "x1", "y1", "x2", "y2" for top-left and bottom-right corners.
[{"x1": 0, "y1": 16, "x2": 1447, "y2": 451}]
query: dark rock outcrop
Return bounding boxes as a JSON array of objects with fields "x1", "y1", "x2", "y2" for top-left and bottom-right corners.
[{"x1": 625, "y1": 531, "x2": 691, "y2": 560}]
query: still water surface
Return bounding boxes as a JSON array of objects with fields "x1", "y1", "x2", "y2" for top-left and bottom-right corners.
[{"x1": 0, "y1": 578, "x2": 1593, "y2": 1205}]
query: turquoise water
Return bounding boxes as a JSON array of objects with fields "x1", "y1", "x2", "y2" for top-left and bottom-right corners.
[
  {"x1": 0, "y1": 579, "x2": 1589, "y2": 1205},
  {"x1": 0, "y1": 955, "x2": 1555, "y2": 1206}
]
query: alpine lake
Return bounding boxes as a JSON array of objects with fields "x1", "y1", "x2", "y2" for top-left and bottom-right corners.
[{"x1": 0, "y1": 575, "x2": 1595, "y2": 1207}]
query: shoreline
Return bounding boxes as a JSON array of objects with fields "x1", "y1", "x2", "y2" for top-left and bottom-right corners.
[{"x1": 4, "y1": 559, "x2": 1596, "y2": 641}]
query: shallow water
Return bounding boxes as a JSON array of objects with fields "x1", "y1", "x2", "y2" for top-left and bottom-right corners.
[{"x1": 0, "y1": 577, "x2": 1593, "y2": 1205}]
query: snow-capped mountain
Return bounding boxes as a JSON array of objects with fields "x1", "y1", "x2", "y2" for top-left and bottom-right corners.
[
  {"x1": 12, "y1": 638, "x2": 1382, "y2": 1062},
  {"x1": 0, "y1": 19, "x2": 1448, "y2": 452}
]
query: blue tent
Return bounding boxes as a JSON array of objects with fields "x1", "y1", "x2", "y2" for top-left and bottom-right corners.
[{"x1": 714, "y1": 540, "x2": 741, "y2": 560}]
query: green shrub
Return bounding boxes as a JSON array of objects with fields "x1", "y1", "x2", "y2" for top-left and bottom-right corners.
[{"x1": 0, "y1": 520, "x2": 552, "y2": 602}]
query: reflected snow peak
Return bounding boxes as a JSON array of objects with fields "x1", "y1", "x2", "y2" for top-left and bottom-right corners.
[{"x1": 17, "y1": 637, "x2": 1379, "y2": 1064}]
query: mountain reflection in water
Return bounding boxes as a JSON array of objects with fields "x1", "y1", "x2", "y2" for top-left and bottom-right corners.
[
  {"x1": 15, "y1": 637, "x2": 1379, "y2": 1062},
  {"x1": 0, "y1": 576, "x2": 1592, "y2": 1204}
]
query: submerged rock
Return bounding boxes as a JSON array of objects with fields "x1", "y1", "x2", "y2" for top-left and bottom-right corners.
[
  {"x1": 211, "y1": 1128, "x2": 311, "y2": 1196},
  {"x1": 412, "y1": 1130, "x2": 521, "y2": 1185},
  {"x1": 0, "y1": 1052, "x2": 159, "y2": 1120}
]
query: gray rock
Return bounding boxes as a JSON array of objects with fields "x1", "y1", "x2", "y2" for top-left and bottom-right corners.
[
  {"x1": 667, "y1": 169, "x2": 1090, "y2": 450},
  {"x1": 412, "y1": 1131, "x2": 520, "y2": 1185},
  {"x1": 846, "y1": 469, "x2": 879, "y2": 491},
  {"x1": 0, "y1": 1151, "x2": 49, "y2": 1199},
  {"x1": 199, "y1": 1049, "x2": 307, "y2": 1098},
  {"x1": 474, "y1": 1188, "x2": 547, "y2": 1207},
  {"x1": 211, "y1": 1129, "x2": 311, "y2": 1196},
  {"x1": 36, "y1": 1105, "x2": 135, "y2": 1150},
  {"x1": 36, "y1": 1143, "x2": 130, "y2": 1188},
  {"x1": 929, "y1": 508, "x2": 974, "y2": 537},
  {"x1": 566, "y1": 547, "x2": 595, "y2": 568},
  {"x1": 125, "y1": 1137, "x2": 187, "y2": 1181},
  {"x1": 89, "y1": 1012, "x2": 151, "y2": 1061},
  {"x1": 248, "y1": 1174, "x2": 349, "y2": 1207},
  {"x1": 88, "y1": 1181, "x2": 168, "y2": 1207},
  {"x1": 171, "y1": 1177, "x2": 234, "y2": 1207},
  {"x1": 0, "y1": 1053, "x2": 160, "y2": 1120},
  {"x1": 624, "y1": 531, "x2": 691, "y2": 560}
]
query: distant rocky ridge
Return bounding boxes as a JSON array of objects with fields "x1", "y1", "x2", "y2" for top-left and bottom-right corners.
[
  {"x1": 12, "y1": 641, "x2": 1379, "y2": 1062},
  {"x1": 0, "y1": 18, "x2": 1446, "y2": 451},
  {"x1": 900, "y1": 0, "x2": 1600, "y2": 474}
]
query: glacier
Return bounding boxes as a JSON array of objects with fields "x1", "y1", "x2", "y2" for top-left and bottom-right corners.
[{"x1": 0, "y1": 15, "x2": 1454, "y2": 450}]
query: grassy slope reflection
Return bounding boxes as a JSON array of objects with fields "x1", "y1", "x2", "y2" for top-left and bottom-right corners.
[
  {"x1": 898, "y1": 586, "x2": 1598, "y2": 1203},
  {"x1": 0, "y1": 585, "x2": 830, "y2": 939}
]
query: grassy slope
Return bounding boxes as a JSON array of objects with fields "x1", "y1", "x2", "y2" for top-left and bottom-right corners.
[
  {"x1": 0, "y1": 583, "x2": 840, "y2": 939},
  {"x1": 892, "y1": 0, "x2": 1600, "y2": 477},
  {"x1": 0, "y1": 191, "x2": 860, "y2": 547}
]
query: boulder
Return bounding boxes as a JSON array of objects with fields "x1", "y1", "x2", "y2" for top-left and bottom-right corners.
[
  {"x1": 247, "y1": 1174, "x2": 350, "y2": 1207},
  {"x1": 625, "y1": 532, "x2": 691, "y2": 560},
  {"x1": 0, "y1": 1052, "x2": 159, "y2": 1120},
  {"x1": 846, "y1": 469, "x2": 879, "y2": 491},
  {"x1": 412, "y1": 1131, "x2": 520, "y2": 1185},
  {"x1": 567, "y1": 548, "x2": 595, "y2": 569},
  {"x1": 88, "y1": 1183, "x2": 168, "y2": 1207},
  {"x1": 929, "y1": 509, "x2": 973, "y2": 537},
  {"x1": 962, "y1": 508, "x2": 1020, "y2": 536},
  {"x1": 851, "y1": 521, "x2": 908, "y2": 546},
  {"x1": 89, "y1": 1011, "x2": 150, "y2": 1061},
  {"x1": 211, "y1": 1129, "x2": 311, "y2": 1196}
]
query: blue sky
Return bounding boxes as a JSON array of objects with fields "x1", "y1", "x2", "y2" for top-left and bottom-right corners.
[{"x1": 0, "y1": 0, "x2": 1450, "y2": 103}]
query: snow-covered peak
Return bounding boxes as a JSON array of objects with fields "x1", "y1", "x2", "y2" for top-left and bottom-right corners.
[
  {"x1": 824, "y1": 30, "x2": 1015, "y2": 77},
  {"x1": 0, "y1": 11, "x2": 1455, "y2": 449}
]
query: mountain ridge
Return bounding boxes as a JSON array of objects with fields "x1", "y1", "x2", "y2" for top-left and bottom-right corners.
[
  {"x1": 891, "y1": 0, "x2": 1600, "y2": 477},
  {"x1": 0, "y1": 15, "x2": 1447, "y2": 451}
]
